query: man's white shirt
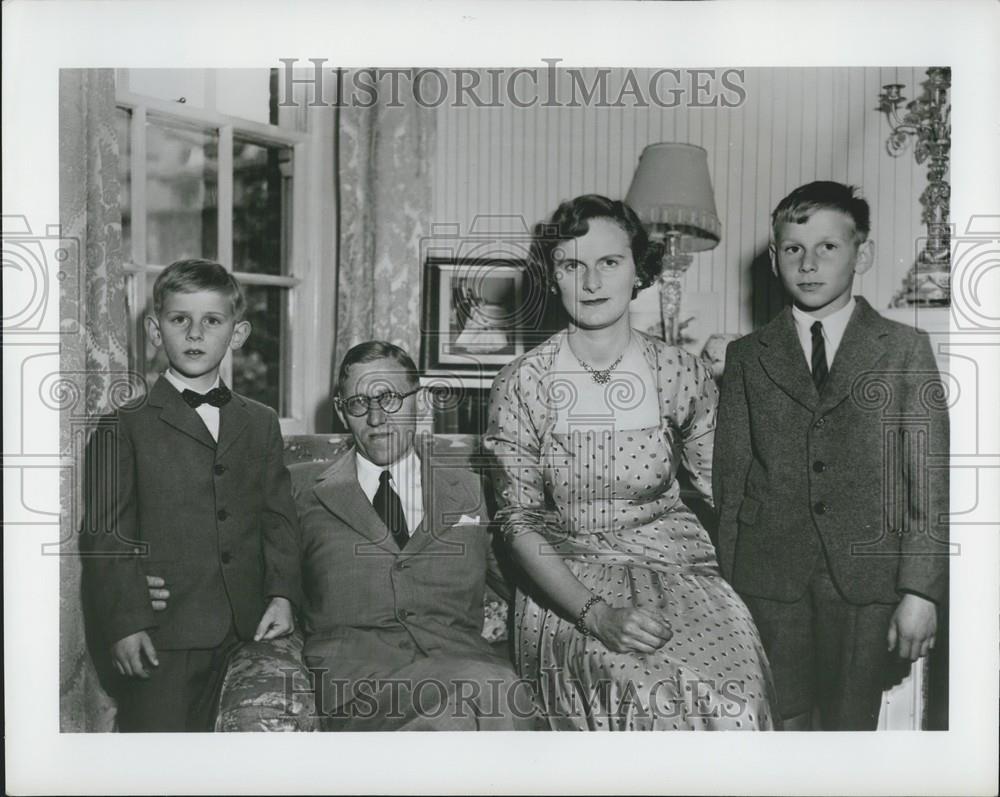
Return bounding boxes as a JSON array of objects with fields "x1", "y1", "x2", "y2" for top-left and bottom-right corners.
[{"x1": 355, "y1": 448, "x2": 424, "y2": 536}]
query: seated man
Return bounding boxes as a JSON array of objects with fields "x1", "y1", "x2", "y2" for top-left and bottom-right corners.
[{"x1": 297, "y1": 341, "x2": 534, "y2": 730}]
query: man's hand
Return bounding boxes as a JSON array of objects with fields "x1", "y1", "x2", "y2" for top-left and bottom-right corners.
[
  {"x1": 887, "y1": 593, "x2": 937, "y2": 661},
  {"x1": 111, "y1": 630, "x2": 159, "y2": 678},
  {"x1": 254, "y1": 596, "x2": 294, "y2": 641},
  {"x1": 147, "y1": 575, "x2": 170, "y2": 612}
]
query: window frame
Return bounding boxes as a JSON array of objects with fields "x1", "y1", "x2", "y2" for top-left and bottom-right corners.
[{"x1": 115, "y1": 69, "x2": 333, "y2": 433}]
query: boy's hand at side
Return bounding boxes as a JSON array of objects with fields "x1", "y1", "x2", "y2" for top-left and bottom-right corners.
[
  {"x1": 111, "y1": 630, "x2": 159, "y2": 678},
  {"x1": 254, "y1": 596, "x2": 294, "y2": 641},
  {"x1": 887, "y1": 593, "x2": 937, "y2": 661},
  {"x1": 146, "y1": 575, "x2": 170, "y2": 611}
]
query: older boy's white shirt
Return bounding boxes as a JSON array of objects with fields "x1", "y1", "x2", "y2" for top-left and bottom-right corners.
[
  {"x1": 792, "y1": 297, "x2": 856, "y2": 372},
  {"x1": 355, "y1": 448, "x2": 424, "y2": 535},
  {"x1": 163, "y1": 369, "x2": 221, "y2": 441}
]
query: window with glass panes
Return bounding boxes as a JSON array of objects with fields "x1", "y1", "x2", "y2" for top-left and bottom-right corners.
[{"x1": 115, "y1": 69, "x2": 305, "y2": 418}]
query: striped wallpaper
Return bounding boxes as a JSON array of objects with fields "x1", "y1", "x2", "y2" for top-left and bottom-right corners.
[{"x1": 431, "y1": 67, "x2": 934, "y2": 336}]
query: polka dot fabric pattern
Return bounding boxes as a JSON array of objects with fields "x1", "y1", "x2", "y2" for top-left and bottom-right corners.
[{"x1": 485, "y1": 330, "x2": 776, "y2": 730}]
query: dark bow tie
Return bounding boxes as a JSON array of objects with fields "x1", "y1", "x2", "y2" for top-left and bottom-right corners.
[{"x1": 181, "y1": 385, "x2": 232, "y2": 408}]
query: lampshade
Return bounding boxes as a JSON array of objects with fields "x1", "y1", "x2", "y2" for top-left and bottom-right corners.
[{"x1": 625, "y1": 143, "x2": 721, "y2": 253}]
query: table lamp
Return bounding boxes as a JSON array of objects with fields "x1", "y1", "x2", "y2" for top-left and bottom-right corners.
[{"x1": 625, "y1": 143, "x2": 721, "y2": 345}]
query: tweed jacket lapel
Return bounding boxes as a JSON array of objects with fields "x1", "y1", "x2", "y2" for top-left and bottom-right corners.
[
  {"x1": 217, "y1": 386, "x2": 251, "y2": 458},
  {"x1": 402, "y1": 435, "x2": 478, "y2": 557},
  {"x1": 148, "y1": 376, "x2": 216, "y2": 450},
  {"x1": 311, "y1": 448, "x2": 396, "y2": 552},
  {"x1": 757, "y1": 307, "x2": 820, "y2": 412},
  {"x1": 818, "y1": 297, "x2": 889, "y2": 414}
]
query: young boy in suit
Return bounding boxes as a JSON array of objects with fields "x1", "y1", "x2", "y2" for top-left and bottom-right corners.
[
  {"x1": 85, "y1": 259, "x2": 301, "y2": 732},
  {"x1": 713, "y1": 182, "x2": 949, "y2": 730}
]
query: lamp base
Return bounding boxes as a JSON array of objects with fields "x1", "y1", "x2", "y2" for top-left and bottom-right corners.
[{"x1": 658, "y1": 252, "x2": 693, "y2": 346}]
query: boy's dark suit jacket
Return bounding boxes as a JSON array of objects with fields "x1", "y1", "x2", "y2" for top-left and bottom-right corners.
[
  {"x1": 84, "y1": 377, "x2": 302, "y2": 650},
  {"x1": 713, "y1": 297, "x2": 949, "y2": 606},
  {"x1": 295, "y1": 439, "x2": 508, "y2": 698}
]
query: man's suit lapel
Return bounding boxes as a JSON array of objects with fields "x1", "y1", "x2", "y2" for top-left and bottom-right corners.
[
  {"x1": 148, "y1": 377, "x2": 216, "y2": 450},
  {"x1": 758, "y1": 308, "x2": 819, "y2": 412},
  {"x1": 217, "y1": 388, "x2": 250, "y2": 459},
  {"x1": 818, "y1": 297, "x2": 889, "y2": 413},
  {"x1": 311, "y1": 449, "x2": 396, "y2": 552},
  {"x1": 403, "y1": 442, "x2": 476, "y2": 558}
]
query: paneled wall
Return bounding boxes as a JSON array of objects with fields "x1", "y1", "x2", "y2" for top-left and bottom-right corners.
[{"x1": 432, "y1": 67, "x2": 932, "y2": 338}]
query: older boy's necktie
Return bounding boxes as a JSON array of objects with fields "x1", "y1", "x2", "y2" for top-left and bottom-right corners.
[
  {"x1": 810, "y1": 321, "x2": 829, "y2": 391},
  {"x1": 181, "y1": 385, "x2": 232, "y2": 408},
  {"x1": 374, "y1": 470, "x2": 409, "y2": 549}
]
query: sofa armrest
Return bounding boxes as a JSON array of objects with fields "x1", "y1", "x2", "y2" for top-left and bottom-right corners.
[{"x1": 215, "y1": 629, "x2": 318, "y2": 732}]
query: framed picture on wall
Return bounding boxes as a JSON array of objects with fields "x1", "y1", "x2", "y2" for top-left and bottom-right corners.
[{"x1": 421, "y1": 257, "x2": 558, "y2": 376}]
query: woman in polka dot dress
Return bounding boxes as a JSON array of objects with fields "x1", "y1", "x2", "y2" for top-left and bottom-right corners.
[{"x1": 485, "y1": 195, "x2": 776, "y2": 730}]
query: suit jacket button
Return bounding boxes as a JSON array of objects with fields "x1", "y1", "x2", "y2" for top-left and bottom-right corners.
[
  {"x1": 813, "y1": 460, "x2": 826, "y2": 473},
  {"x1": 397, "y1": 609, "x2": 410, "y2": 621},
  {"x1": 221, "y1": 551, "x2": 232, "y2": 564},
  {"x1": 814, "y1": 417, "x2": 826, "y2": 429},
  {"x1": 217, "y1": 509, "x2": 229, "y2": 521},
  {"x1": 813, "y1": 501, "x2": 828, "y2": 515},
  {"x1": 394, "y1": 560, "x2": 405, "y2": 571},
  {"x1": 214, "y1": 464, "x2": 226, "y2": 476}
]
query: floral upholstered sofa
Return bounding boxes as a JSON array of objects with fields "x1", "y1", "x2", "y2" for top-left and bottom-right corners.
[{"x1": 213, "y1": 433, "x2": 510, "y2": 732}]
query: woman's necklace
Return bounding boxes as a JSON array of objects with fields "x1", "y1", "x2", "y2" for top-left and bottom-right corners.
[{"x1": 574, "y1": 340, "x2": 629, "y2": 384}]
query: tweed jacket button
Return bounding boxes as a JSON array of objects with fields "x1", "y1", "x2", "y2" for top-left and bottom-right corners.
[
  {"x1": 214, "y1": 464, "x2": 226, "y2": 476},
  {"x1": 814, "y1": 417, "x2": 826, "y2": 429},
  {"x1": 397, "y1": 609, "x2": 411, "y2": 621},
  {"x1": 217, "y1": 509, "x2": 229, "y2": 521},
  {"x1": 221, "y1": 551, "x2": 232, "y2": 564},
  {"x1": 812, "y1": 460, "x2": 826, "y2": 473},
  {"x1": 813, "y1": 501, "x2": 828, "y2": 515}
]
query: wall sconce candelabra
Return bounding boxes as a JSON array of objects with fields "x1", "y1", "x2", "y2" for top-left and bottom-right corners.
[{"x1": 876, "y1": 67, "x2": 951, "y2": 306}]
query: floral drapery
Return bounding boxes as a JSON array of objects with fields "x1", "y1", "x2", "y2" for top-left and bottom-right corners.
[
  {"x1": 59, "y1": 68, "x2": 128, "y2": 731},
  {"x1": 333, "y1": 73, "x2": 437, "y2": 371}
]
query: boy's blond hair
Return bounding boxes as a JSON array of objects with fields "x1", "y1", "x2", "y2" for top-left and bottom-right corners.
[
  {"x1": 771, "y1": 181, "x2": 871, "y2": 243},
  {"x1": 152, "y1": 259, "x2": 247, "y2": 320}
]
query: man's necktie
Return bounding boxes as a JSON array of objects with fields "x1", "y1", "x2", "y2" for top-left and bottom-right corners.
[
  {"x1": 374, "y1": 470, "x2": 409, "y2": 549},
  {"x1": 181, "y1": 385, "x2": 232, "y2": 408},
  {"x1": 810, "y1": 321, "x2": 829, "y2": 392}
]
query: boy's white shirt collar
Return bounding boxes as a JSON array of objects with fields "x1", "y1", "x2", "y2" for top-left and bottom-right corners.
[
  {"x1": 355, "y1": 447, "x2": 424, "y2": 534},
  {"x1": 162, "y1": 369, "x2": 222, "y2": 441},
  {"x1": 791, "y1": 297, "x2": 856, "y2": 372}
]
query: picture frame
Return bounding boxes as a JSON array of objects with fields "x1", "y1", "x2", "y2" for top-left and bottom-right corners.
[{"x1": 421, "y1": 257, "x2": 559, "y2": 376}]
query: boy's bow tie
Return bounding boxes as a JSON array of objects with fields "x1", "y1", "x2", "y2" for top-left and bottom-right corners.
[{"x1": 181, "y1": 385, "x2": 232, "y2": 408}]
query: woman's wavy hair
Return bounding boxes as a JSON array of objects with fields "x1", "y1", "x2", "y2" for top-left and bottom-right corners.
[{"x1": 529, "y1": 194, "x2": 660, "y2": 299}]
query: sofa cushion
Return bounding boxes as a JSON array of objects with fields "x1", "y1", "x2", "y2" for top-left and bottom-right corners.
[{"x1": 215, "y1": 630, "x2": 318, "y2": 732}]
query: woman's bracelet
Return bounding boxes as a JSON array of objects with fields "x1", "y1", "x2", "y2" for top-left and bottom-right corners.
[{"x1": 574, "y1": 594, "x2": 606, "y2": 637}]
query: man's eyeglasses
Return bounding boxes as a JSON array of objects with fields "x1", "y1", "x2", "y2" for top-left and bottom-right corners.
[{"x1": 336, "y1": 388, "x2": 421, "y2": 418}]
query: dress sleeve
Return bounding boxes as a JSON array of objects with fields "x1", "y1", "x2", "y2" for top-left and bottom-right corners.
[
  {"x1": 483, "y1": 360, "x2": 554, "y2": 543},
  {"x1": 671, "y1": 350, "x2": 719, "y2": 507}
]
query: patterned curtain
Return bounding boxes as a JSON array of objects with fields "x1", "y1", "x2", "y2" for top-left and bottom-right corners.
[
  {"x1": 333, "y1": 72, "x2": 437, "y2": 372},
  {"x1": 59, "y1": 69, "x2": 129, "y2": 731}
]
